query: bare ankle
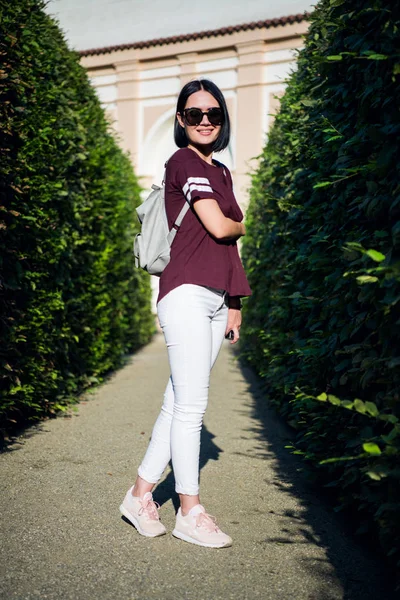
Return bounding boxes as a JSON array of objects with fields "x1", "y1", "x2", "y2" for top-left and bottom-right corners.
[
  {"x1": 132, "y1": 476, "x2": 154, "y2": 498},
  {"x1": 179, "y1": 493, "x2": 201, "y2": 516}
]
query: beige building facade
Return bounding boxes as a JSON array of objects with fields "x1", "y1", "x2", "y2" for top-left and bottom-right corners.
[{"x1": 80, "y1": 14, "x2": 309, "y2": 210}]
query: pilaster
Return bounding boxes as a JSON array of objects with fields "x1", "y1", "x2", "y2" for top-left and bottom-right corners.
[
  {"x1": 235, "y1": 40, "x2": 266, "y2": 210},
  {"x1": 114, "y1": 58, "x2": 141, "y2": 167},
  {"x1": 178, "y1": 52, "x2": 198, "y2": 86}
]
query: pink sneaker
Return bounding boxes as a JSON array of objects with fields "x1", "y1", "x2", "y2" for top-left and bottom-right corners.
[
  {"x1": 119, "y1": 487, "x2": 166, "y2": 538},
  {"x1": 172, "y1": 504, "x2": 232, "y2": 548}
]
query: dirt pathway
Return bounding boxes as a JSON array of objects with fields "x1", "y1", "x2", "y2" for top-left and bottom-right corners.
[{"x1": 0, "y1": 334, "x2": 392, "y2": 599}]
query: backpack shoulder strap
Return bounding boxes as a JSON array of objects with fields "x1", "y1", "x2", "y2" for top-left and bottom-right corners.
[
  {"x1": 174, "y1": 200, "x2": 190, "y2": 229},
  {"x1": 166, "y1": 200, "x2": 190, "y2": 245},
  {"x1": 163, "y1": 156, "x2": 190, "y2": 231}
]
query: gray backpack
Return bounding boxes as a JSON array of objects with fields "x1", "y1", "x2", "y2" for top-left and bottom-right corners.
[{"x1": 133, "y1": 170, "x2": 190, "y2": 277}]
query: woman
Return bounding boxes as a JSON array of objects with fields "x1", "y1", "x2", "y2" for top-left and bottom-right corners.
[{"x1": 120, "y1": 79, "x2": 251, "y2": 548}]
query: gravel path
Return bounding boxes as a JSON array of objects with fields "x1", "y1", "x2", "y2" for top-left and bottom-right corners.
[{"x1": 0, "y1": 334, "x2": 393, "y2": 599}]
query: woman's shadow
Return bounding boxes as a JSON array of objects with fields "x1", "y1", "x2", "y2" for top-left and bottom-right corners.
[{"x1": 151, "y1": 423, "x2": 222, "y2": 512}]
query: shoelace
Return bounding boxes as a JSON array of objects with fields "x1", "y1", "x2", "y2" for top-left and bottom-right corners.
[
  {"x1": 195, "y1": 512, "x2": 220, "y2": 533},
  {"x1": 139, "y1": 497, "x2": 161, "y2": 521}
]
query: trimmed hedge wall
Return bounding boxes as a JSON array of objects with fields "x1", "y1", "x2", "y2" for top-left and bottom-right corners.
[
  {"x1": 0, "y1": 0, "x2": 153, "y2": 434},
  {"x1": 242, "y1": 0, "x2": 400, "y2": 577}
]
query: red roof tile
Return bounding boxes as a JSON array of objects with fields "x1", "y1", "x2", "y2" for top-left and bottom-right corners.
[{"x1": 80, "y1": 12, "x2": 310, "y2": 57}]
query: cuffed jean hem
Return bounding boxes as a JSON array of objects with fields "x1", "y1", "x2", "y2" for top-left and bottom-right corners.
[
  {"x1": 175, "y1": 485, "x2": 199, "y2": 496},
  {"x1": 137, "y1": 468, "x2": 200, "y2": 495},
  {"x1": 137, "y1": 467, "x2": 160, "y2": 485}
]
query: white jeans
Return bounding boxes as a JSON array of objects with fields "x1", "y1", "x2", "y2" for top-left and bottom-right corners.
[{"x1": 138, "y1": 284, "x2": 228, "y2": 495}]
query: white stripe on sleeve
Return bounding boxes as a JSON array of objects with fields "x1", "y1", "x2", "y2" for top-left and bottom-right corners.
[
  {"x1": 187, "y1": 176, "x2": 211, "y2": 185},
  {"x1": 189, "y1": 184, "x2": 213, "y2": 194},
  {"x1": 182, "y1": 177, "x2": 213, "y2": 202},
  {"x1": 182, "y1": 182, "x2": 192, "y2": 202}
]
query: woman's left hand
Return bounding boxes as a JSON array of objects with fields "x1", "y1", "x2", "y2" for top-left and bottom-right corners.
[{"x1": 225, "y1": 308, "x2": 242, "y2": 344}]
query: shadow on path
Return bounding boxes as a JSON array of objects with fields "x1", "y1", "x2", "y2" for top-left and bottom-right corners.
[
  {"x1": 235, "y1": 355, "x2": 396, "y2": 600},
  {"x1": 151, "y1": 424, "x2": 222, "y2": 512}
]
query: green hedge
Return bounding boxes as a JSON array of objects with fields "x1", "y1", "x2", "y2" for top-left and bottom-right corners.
[
  {"x1": 0, "y1": 0, "x2": 153, "y2": 434},
  {"x1": 242, "y1": 0, "x2": 400, "y2": 578}
]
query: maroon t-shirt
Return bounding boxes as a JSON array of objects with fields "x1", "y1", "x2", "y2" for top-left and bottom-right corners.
[{"x1": 158, "y1": 147, "x2": 252, "y2": 303}]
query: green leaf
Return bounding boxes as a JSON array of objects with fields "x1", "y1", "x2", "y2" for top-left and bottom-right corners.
[
  {"x1": 379, "y1": 415, "x2": 399, "y2": 424},
  {"x1": 344, "y1": 241, "x2": 364, "y2": 251},
  {"x1": 382, "y1": 428, "x2": 399, "y2": 444},
  {"x1": 356, "y1": 275, "x2": 378, "y2": 284},
  {"x1": 365, "y1": 249, "x2": 385, "y2": 262},
  {"x1": 362, "y1": 442, "x2": 381, "y2": 455},
  {"x1": 327, "y1": 394, "x2": 341, "y2": 406},
  {"x1": 364, "y1": 402, "x2": 379, "y2": 417},
  {"x1": 326, "y1": 55, "x2": 343, "y2": 61},
  {"x1": 313, "y1": 181, "x2": 333, "y2": 189},
  {"x1": 317, "y1": 392, "x2": 327, "y2": 401},
  {"x1": 342, "y1": 400, "x2": 354, "y2": 410},
  {"x1": 366, "y1": 471, "x2": 381, "y2": 480},
  {"x1": 354, "y1": 399, "x2": 366, "y2": 414},
  {"x1": 300, "y1": 99, "x2": 317, "y2": 107},
  {"x1": 366, "y1": 54, "x2": 388, "y2": 61}
]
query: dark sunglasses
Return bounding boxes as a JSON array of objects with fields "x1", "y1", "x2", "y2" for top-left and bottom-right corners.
[{"x1": 182, "y1": 107, "x2": 223, "y2": 126}]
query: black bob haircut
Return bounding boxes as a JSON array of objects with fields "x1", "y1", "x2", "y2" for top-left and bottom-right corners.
[{"x1": 174, "y1": 79, "x2": 230, "y2": 153}]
